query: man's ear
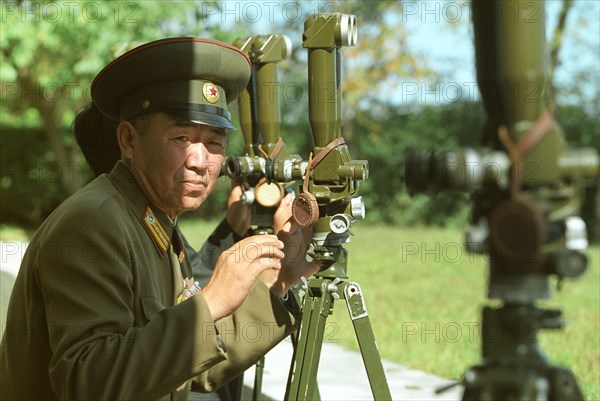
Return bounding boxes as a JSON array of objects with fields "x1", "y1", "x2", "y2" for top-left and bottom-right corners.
[{"x1": 116, "y1": 121, "x2": 136, "y2": 163}]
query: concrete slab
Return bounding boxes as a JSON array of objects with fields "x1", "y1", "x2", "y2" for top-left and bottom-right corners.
[
  {"x1": 0, "y1": 241, "x2": 27, "y2": 277},
  {"x1": 238, "y1": 340, "x2": 463, "y2": 400},
  {"x1": 1, "y1": 241, "x2": 26, "y2": 342}
]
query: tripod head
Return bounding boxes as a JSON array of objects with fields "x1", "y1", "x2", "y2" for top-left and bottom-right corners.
[
  {"x1": 404, "y1": 1, "x2": 597, "y2": 399},
  {"x1": 290, "y1": 13, "x2": 367, "y2": 278}
]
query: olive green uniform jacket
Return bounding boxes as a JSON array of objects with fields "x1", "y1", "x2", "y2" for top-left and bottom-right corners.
[{"x1": 0, "y1": 161, "x2": 296, "y2": 401}]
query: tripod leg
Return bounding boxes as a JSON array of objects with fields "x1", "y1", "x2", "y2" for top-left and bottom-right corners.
[
  {"x1": 343, "y1": 282, "x2": 392, "y2": 400},
  {"x1": 285, "y1": 279, "x2": 334, "y2": 400},
  {"x1": 252, "y1": 357, "x2": 265, "y2": 401},
  {"x1": 229, "y1": 374, "x2": 244, "y2": 401},
  {"x1": 288, "y1": 325, "x2": 322, "y2": 401}
]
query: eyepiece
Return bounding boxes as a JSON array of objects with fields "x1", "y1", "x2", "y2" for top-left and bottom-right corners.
[
  {"x1": 336, "y1": 14, "x2": 357, "y2": 47},
  {"x1": 303, "y1": 13, "x2": 358, "y2": 48},
  {"x1": 225, "y1": 157, "x2": 242, "y2": 179},
  {"x1": 223, "y1": 156, "x2": 265, "y2": 181}
]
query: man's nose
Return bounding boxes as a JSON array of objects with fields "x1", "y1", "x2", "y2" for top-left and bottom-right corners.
[{"x1": 186, "y1": 142, "x2": 209, "y2": 172}]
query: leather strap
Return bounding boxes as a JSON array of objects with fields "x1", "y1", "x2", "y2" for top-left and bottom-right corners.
[
  {"x1": 498, "y1": 111, "x2": 554, "y2": 195},
  {"x1": 302, "y1": 137, "x2": 346, "y2": 192}
]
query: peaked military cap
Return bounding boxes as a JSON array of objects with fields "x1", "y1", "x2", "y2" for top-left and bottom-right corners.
[{"x1": 91, "y1": 37, "x2": 252, "y2": 130}]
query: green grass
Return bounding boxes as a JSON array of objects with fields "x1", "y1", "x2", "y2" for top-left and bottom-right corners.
[
  {"x1": 334, "y1": 224, "x2": 600, "y2": 401},
  {"x1": 178, "y1": 219, "x2": 223, "y2": 248},
  {"x1": 3, "y1": 221, "x2": 598, "y2": 399}
]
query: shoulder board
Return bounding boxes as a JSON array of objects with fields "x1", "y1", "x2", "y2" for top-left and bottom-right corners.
[{"x1": 141, "y1": 206, "x2": 169, "y2": 255}]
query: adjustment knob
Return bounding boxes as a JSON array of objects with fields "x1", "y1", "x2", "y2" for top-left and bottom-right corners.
[
  {"x1": 241, "y1": 189, "x2": 255, "y2": 205},
  {"x1": 330, "y1": 214, "x2": 351, "y2": 234},
  {"x1": 350, "y1": 196, "x2": 366, "y2": 221}
]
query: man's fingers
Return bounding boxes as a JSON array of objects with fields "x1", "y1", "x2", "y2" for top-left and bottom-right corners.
[
  {"x1": 236, "y1": 235, "x2": 285, "y2": 262},
  {"x1": 254, "y1": 257, "x2": 282, "y2": 272},
  {"x1": 240, "y1": 234, "x2": 282, "y2": 247},
  {"x1": 307, "y1": 260, "x2": 320, "y2": 275}
]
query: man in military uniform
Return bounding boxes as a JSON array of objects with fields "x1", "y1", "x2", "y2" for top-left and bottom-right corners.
[
  {"x1": 72, "y1": 100, "x2": 291, "y2": 401},
  {"x1": 0, "y1": 37, "x2": 318, "y2": 400},
  {"x1": 72, "y1": 100, "x2": 257, "y2": 287}
]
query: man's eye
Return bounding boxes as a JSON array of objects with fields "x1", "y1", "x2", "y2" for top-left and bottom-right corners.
[
  {"x1": 174, "y1": 136, "x2": 189, "y2": 143},
  {"x1": 208, "y1": 141, "x2": 226, "y2": 150}
]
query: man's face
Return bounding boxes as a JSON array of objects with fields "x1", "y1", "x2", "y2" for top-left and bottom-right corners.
[{"x1": 126, "y1": 112, "x2": 227, "y2": 218}]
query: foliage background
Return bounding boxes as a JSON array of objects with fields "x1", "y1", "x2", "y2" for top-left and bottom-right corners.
[
  {"x1": 1, "y1": 0, "x2": 598, "y2": 233},
  {"x1": 1, "y1": 1, "x2": 597, "y2": 236},
  {"x1": 0, "y1": 0, "x2": 598, "y2": 398}
]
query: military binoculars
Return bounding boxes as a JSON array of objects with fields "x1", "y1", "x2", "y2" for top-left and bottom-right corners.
[{"x1": 226, "y1": 14, "x2": 367, "y2": 249}]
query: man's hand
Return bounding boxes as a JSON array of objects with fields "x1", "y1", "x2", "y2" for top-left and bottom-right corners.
[
  {"x1": 202, "y1": 235, "x2": 284, "y2": 320},
  {"x1": 261, "y1": 192, "x2": 320, "y2": 297},
  {"x1": 226, "y1": 181, "x2": 251, "y2": 237}
]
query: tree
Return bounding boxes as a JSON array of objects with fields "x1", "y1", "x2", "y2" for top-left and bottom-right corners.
[
  {"x1": 0, "y1": 1, "x2": 247, "y2": 225},
  {"x1": 0, "y1": 0, "x2": 224, "y2": 195}
]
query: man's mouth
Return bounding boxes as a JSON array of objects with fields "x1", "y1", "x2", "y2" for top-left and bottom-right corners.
[{"x1": 182, "y1": 180, "x2": 207, "y2": 190}]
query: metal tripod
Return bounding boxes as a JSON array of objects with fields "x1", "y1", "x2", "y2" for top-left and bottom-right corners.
[{"x1": 284, "y1": 247, "x2": 392, "y2": 400}]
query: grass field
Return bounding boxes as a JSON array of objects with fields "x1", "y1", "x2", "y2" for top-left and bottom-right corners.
[{"x1": 3, "y1": 221, "x2": 598, "y2": 399}]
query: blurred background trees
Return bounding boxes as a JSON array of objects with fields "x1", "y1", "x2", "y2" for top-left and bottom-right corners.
[{"x1": 1, "y1": 0, "x2": 597, "y2": 239}]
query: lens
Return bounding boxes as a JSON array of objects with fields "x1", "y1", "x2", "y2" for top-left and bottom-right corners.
[
  {"x1": 404, "y1": 148, "x2": 510, "y2": 195},
  {"x1": 225, "y1": 156, "x2": 242, "y2": 179}
]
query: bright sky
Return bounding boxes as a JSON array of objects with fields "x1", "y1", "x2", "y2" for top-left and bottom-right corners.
[
  {"x1": 400, "y1": 0, "x2": 600, "y2": 103},
  {"x1": 207, "y1": 0, "x2": 599, "y2": 105}
]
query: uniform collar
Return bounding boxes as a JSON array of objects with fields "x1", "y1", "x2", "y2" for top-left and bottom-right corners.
[{"x1": 109, "y1": 161, "x2": 175, "y2": 256}]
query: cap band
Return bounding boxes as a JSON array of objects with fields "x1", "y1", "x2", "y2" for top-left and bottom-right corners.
[{"x1": 120, "y1": 100, "x2": 232, "y2": 122}]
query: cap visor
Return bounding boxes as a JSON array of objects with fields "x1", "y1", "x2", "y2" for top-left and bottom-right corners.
[{"x1": 167, "y1": 110, "x2": 236, "y2": 131}]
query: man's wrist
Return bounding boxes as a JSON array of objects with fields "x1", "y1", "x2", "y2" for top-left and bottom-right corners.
[
  {"x1": 224, "y1": 217, "x2": 250, "y2": 240},
  {"x1": 208, "y1": 218, "x2": 234, "y2": 246},
  {"x1": 267, "y1": 281, "x2": 290, "y2": 299}
]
